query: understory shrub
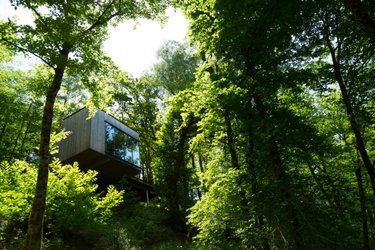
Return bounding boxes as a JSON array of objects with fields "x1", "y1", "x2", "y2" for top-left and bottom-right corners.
[{"x1": 0, "y1": 159, "x2": 124, "y2": 248}]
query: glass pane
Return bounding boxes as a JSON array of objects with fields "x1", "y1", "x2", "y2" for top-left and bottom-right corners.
[{"x1": 105, "y1": 122, "x2": 141, "y2": 168}]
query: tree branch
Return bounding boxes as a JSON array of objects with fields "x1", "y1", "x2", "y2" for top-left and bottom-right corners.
[
  {"x1": 15, "y1": 2, "x2": 63, "y2": 53},
  {"x1": 0, "y1": 37, "x2": 55, "y2": 69},
  {"x1": 85, "y1": 0, "x2": 119, "y2": 33}
]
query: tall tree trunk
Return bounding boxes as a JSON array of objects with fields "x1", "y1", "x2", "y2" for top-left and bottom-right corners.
[
  {"x1": 9, "y1": 103, "x2": 33, "y2": 161},
  {"x1": 167, "y1": 124, "x2": 189, "y2": 232},
  {"x1": 143, "y1": 148, "x2": 153, "y2": 183},
  {"x1": 318, "y1": 162, "x2": 345, "y2": 216},
  {"x1": 0, "y1": 122, "x2": 8, "y2": 161},
  {"x1": 327, "y1": 41, "x2": 375, "y2": 197},
  {"x1": 307, "y1": 163, "x2": 344, "y2": 215},
  {"x1": 18, "y1": 105, "x2": 36, "y2": 158},
  {"x1": 191, "y1": 155, "x2": 202, "y2": 200},
  {"x1": 198, "y1": 151, "x2": 205, "y2": 173},
  {"x1": 223, "y1": 109, "x2": 240, "y2": 170},
  {"x1": 26, "y1": 46, "x2": 69, "y2": 249},
  {"x1": 0, "y1": 122, "x2": 7, "y2": 145},
  {"x1": 355, "y1": 162, "x2": 370, "y2": 250},
  {"x1": 344, "y1": 0, "x2": 375, "y2": 45},
  {"x1": 242, "y1": 48, "x2": 304, "y2": 249},
  {"x1": 246, "y1": 102, "x2": 271, "y2": 250},
  {"x1": 254, "y1": 95, "x2": 305, "y2": 250},
  {"x1": 197, "y1": 151, "x2": 207, "y2": 193}
]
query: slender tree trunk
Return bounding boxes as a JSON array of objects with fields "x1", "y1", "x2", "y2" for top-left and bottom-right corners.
[
  {"x1": 0, "y1": 122, "x2": 8, "y2": 161},
  {"x1": 9, "y1": 103, "x2": 33, "y2": 161},
  {"x1": 368, "y1": 207, "x2": 374, "y2": 226},
  {"x1": 26, "y1": 46, "x2": 69, "y2": 249},
  {"x1": 224, "y1": 108, "x2": 263, "y2": 247},
  {"x1": 198, "y1": 151, "x2": 205, "y2": 173},
  {"x1": 167, "y1": 123, "x2": 189, "y2": 232},
  {"x1": 0, "y1": 122, "x2": 7, "y2": 145},
  {"x1": 18, "y1": 106, "x2": 35, "y2": 157},
  {"x1": 144, "y1": 148, "x2": 153, "y2": 183},
  {"x1": 191, "y1": 155, "x2": 202, "y2": 200},
  {"x1": 0, "y1": 104, "x2": 10, "y2": 149},
  {"x1": 355, "y1": 163, "x2": 370, "y2": 250},
  {"x1": 318, "y1": 163, "x2": 345, "y2": 216},
  {"x1": 327, "y1": 41, "x2": 375, "y2": 197},
  {"x1": 254, "y1": 95, "x2": 305, "y2": 250},
  {"x1": 344, "y1": 0, "x2": 375, "y2": 45},
  {"x1": 246, "y1": 102, "x2": 271, "y2": 250},
  {"x1": 224, "y1": 109, "x2": 240, "y2": 170},
  {"x1": 307, "y1": 163, "x2": 344, "y2": 215},
  {"x1": 242, "y1": 48, "x2": 304, "y2": 249},
  {"x1": 197, "y1": 151, "x2": 207, "y2": 193}
]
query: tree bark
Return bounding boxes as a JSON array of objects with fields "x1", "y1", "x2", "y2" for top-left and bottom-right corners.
[
  {"x1": 344, "y1": 0, "x2": 375, "y2": 45},
  {"x1": 242, "y1": 47, "x2": 304, "y2": 249},
  {"x1": 9, "y1": 103, "x2": 33, "y2": 161},
  {"x1": 246, "y1": 102, "x2": 271, "y2": 250},
  {"x1": 318, "y1": 163, "x2": 345, "y2": 216},
  {"x1": 0, "y1": 122, "x2": 8, "y2": 161},
  {"x1": 198, "y1": 151, "x2": 205, "y2": 173},
  {"x1": 26, "y1": 47, "x2": 69, "y2": 249},
  {"x1": 307, "y1": 163, "x2": 344, "y2": 215},
  {"x1": 327, "y1": 41, "x2": 375, "y2": 197},
  {"x1": 18, "y1": 106, "x2": 35, "y2": 158},
  {"x1": 191, "y1": 155, "x2": 202, "y2": 200},
  {"x1": 0, "y1": 122, "x2": 7, "y2": 145},
  {"x1": 355, "y1": 164, "x2": 370, "y2": 250},
  {"x1": 224, "y1": 109, "x2": 240, "y2": 170},
  {"x1": 254, "y1": 95, "x2": 305, "y2": 250},
  {"x1": 166, "y1": 123, "x2": 190, "y2": 232}
]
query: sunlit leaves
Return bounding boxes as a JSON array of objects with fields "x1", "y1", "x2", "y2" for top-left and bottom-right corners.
[{"x1": 0, "y1": 159, "x2": 124, "y2": 237}]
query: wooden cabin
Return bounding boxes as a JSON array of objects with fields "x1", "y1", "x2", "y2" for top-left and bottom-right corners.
[{"x1": 59, "y1": 108, "x2": 152, "y2": 196}]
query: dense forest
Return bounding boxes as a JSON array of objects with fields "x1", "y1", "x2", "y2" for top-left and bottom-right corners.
[{"x1": 1, "y1": 0, "x2": 375, "y2": 249}]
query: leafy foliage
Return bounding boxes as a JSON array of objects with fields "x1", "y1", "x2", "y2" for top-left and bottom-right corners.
[{"x1": 0, "y1": 159, "x2": 124, "y2": 246}]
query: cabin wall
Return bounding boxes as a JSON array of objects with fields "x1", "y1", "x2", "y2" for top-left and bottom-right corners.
[
  {"x1": 90, "y1": 109, "x2": 106, "y2": 154},
  {"x1": 59, "y1": 108, "x2": 91, "y2": 162},
  {"x1": 89, "y1": 109, "x2": 139, "y2": 153}
]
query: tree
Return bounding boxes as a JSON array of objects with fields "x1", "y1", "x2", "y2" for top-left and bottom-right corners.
[
  {"x1": 301, "y1": 1, "x2": 375, "y2": 246},
  {"x1": 154, "y1": 93, "x2": 197, "y2": 231},
  {"x1": 311, "y1": 1, "x2": 375, "y2": 198},
  {"x1": 178, "y1": 0, "x2": 314, "y2": 247},
  {"x1": 0, "y1": 0, "x2": 166, "y2": 248},
  {"x1": 153, "y1": 40, "x2": 199, "y2": 95},
  {"x1": 177, "y1": 0, "x2": 375, "y2": 248},
  {"x1": 0, "y1": 45, "x2": 43, "y2": 163},
  {"x1": 109, "y1": 73, "x2": 160, "y2": 183},
  {"x1": 109, "y1": 41, "x2": 200, "y2": 229}
]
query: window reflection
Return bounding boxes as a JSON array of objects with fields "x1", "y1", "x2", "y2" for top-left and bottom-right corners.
[{"x1": 105, "y1": 122, "x2": 141, "y2": 168}]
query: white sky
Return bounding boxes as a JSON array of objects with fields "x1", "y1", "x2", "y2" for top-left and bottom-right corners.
[{"x1": 0, "y1": 0, "x2": 189, "y2": 77}]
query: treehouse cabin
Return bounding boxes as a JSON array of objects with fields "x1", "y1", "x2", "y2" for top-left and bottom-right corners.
[{"x1": 59, "y1": 108, "x2": 152, "y2": 196}]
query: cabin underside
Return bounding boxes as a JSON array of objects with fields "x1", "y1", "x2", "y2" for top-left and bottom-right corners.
[{"x1": 61, "y1": 149, "x2": 151, "y2": 191}]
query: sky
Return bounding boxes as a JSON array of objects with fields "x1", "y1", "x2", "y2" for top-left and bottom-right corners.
[{"x1": 0, "y1": 1, "x2": 189, "y2": 77}]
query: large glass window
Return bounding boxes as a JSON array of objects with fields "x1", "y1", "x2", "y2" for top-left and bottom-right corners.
[{"x1": 105, "y1": 122, "x2": 140, "y2": 168}]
